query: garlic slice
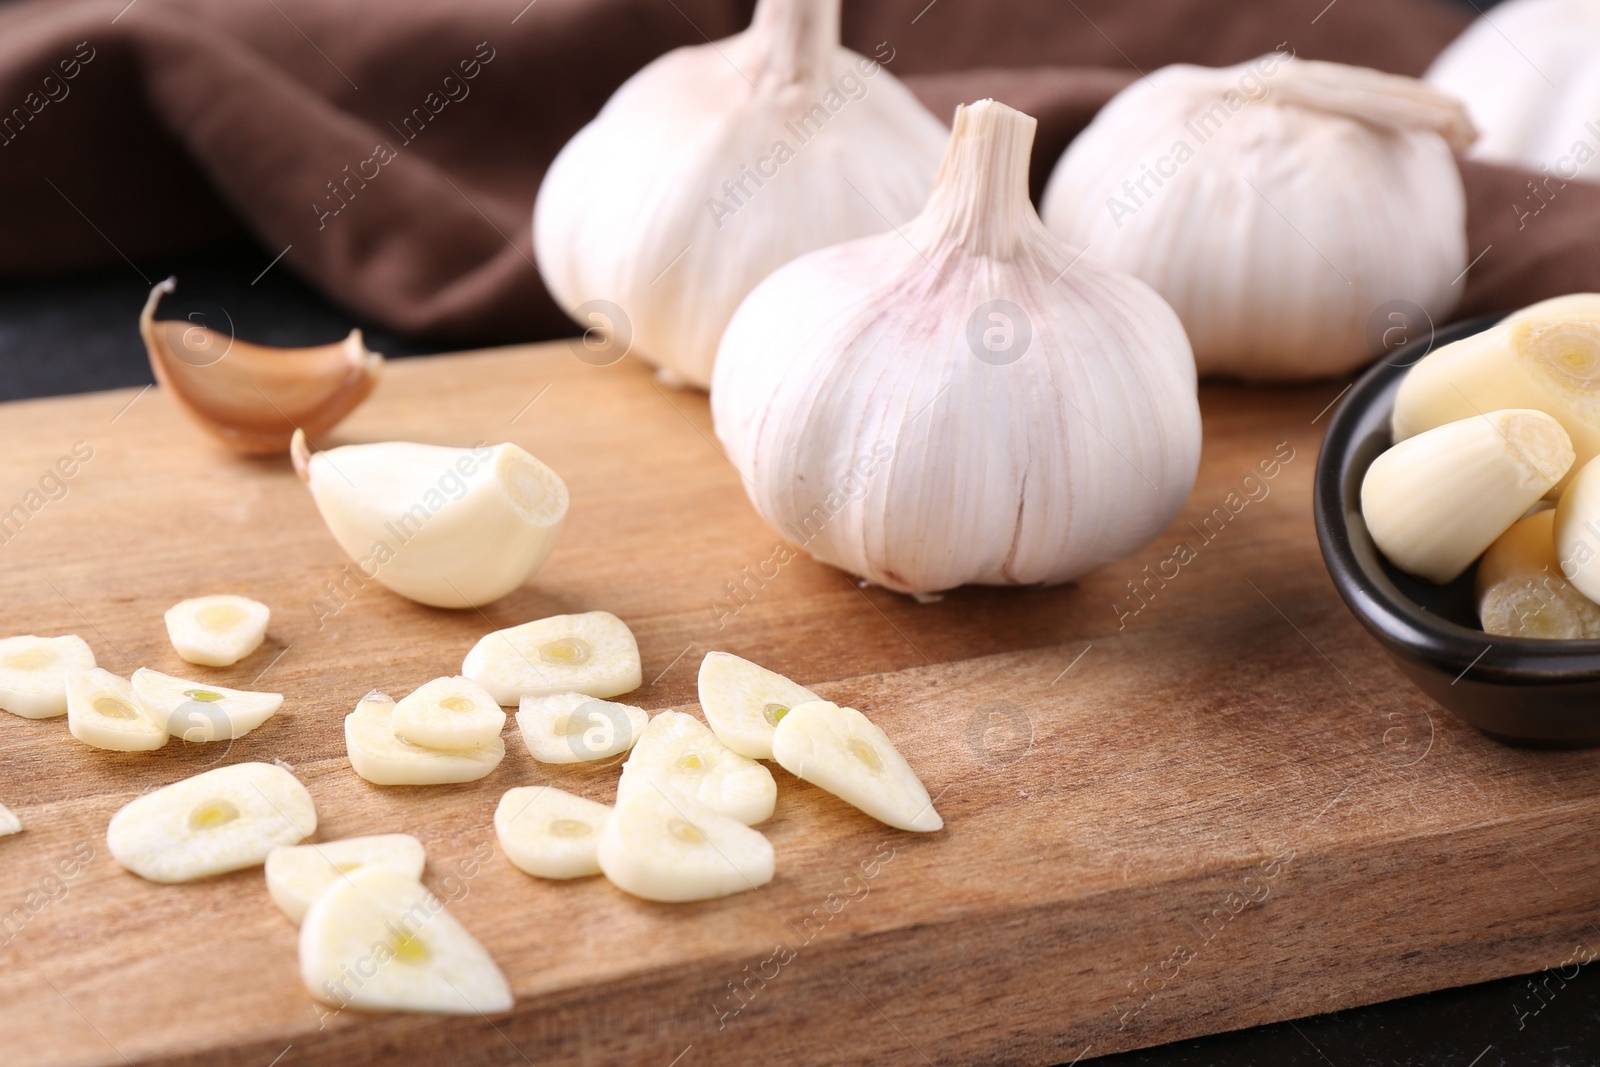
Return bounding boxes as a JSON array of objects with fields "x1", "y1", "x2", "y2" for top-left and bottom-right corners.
[
  {"x1": 597, "y1": 791, "x2": 775, "y2": 903},
  {"x1": 66, "y1": 668, "x2": 168, "y2": 752},
  {"x1": 107, "y1": 762, "x2": 316, "y2": 883},
  {"x1": 1477, "y1": 510, "x2": 1600, "y2": 638},
  {"x1": 141, "y1": 278, "x2": 381, "y2": 453},
  {"x1": 390, "y1": 676, "x2": 505, "y2": 751},
  {"x1": 0, "y1": 634, "x2": 95, "y2": 719},
  {"x1": 164, "y1": 594, "x2": 270, "y2": 667},
  {"x1": 495, "y1": 787, "x2": 611, "y2": 879},
  {"x1": 1363, "y1": 410, "x2": 1574, "y2": 584},
  {"x1": 266, "y1": 834, "x2": 427, "y2": 925},
  {"x1": 616, "y1": 711, "x2": 776, "y2": 825},
  {"x1": 0, "y1": 803, "x2": 20, "y2": 837},
  {"x1": 516, "y1": 693, "x2": 647, "y2": 764},
  {"x1": 131, "y1": 668, "x2": 283, "y2": 742},
  {"x1": 462, "y1": 611, "x2": 641, "y2": 705},
  {"x1": 771, "y1": 701, "x2": 941, "y2": 832},
  {"x1": 696, "y1": 651, "x2": 819, "y2": 760},
  {"x1": 344, "y1": 691, "x2": 505, "y2": 786},
  {"x1": 299, "y1": 868, "x2": 512, "y2": 1015}
]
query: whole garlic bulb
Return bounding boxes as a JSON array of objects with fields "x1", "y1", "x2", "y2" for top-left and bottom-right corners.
[
  {"x1": 533, "y1": 0, "x2": 946, "y2": 389},
  {"x1": 712, "y1": 100, "x2": 1201, "y2": 596},
  {"x1": 1040, "y1": 56, "x2": 1476, "y2": 380}
]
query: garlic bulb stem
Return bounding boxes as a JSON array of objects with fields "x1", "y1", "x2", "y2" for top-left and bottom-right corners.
[
  {"x1": 1267, "y1": 60, "x2": 1477, "y2": 149},
  {"x1": 915, "y1": 99, "x2": 1038, "y2": 259},
  {"x1": 749, "y1": 0, "x2": 838, "y2": 84}
]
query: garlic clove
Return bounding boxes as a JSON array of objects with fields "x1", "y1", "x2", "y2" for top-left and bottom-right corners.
[
  {"x1": 0, "y1": 634, "x2": 95, "y2": 719},
  {"x1": 696, "y1": 651, "x2": 819, "y2": 760},
  {"x1": 1363, "y1": 410, "x2": 1573, "y2": 584},
  {"x1": 515, "y1": 692, "x2": 647, "y2": 764},
  {"x1": 163, "y1": 594, "x2": 270, "y2": 667},
  {"x1": 141, "y1": 278, "x2": 381, "y2": 454},
  {"x1": 293, "y1": 430, "x2": 568, "y2": 609},
  {"x1": 66, "y1": 668, "x2": 169, "y2": 752},
  {"x1": 107, "y1": 762, "x2": 316, "y2": 883},
  {"x1": 299, "y1": 868, "x2": 512, "y2": 1015},
  {"x1": 265, "y1": 833, "x2": 427, "y2": 925},
  {"x1": 344, "y1": 691, "x2": 505, "y2": 786},
  {"x1": 462, "y1": 611, "x2": 641, "y2": 705},
  {"x1": 617, "y1": 710, "x2": 776, "y2": 825},
  {"x1": 1553, "y1": 455, "x2": 1600, "y2": 604},
  {"x1": 770, "y1": 701, "x2": 941, "y2": 833},
  {"x1": 597, "y1": 790, "x2": 774, "y2": 903},
  {"x1": 390, "y1": 676, "x2": 506, "y2": 751},
  {"x1": 131, "y1": 668, "x2": 283, "y2": 742},
  {"x1": 0, "y1": 803, "x2": 19, "y2": 837},
  {"x1": 495, "y1": 787, "x2": 611, "y2": 879},
  {"x1": 1477, "y1": 510, "x2": 1600, "y2": 638}
]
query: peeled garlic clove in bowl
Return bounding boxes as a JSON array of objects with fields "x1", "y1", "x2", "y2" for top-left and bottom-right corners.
[
  {"x1": 292, "y1": 430, "x2": 568, "y2": 609},
  {"x1": 141, "y1": 278, "x2": 382, "y2": 453}
]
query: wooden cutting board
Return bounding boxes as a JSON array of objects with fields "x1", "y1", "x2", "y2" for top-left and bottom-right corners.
[{"x1": 2, "y1": 343, "x2": 1597, "y2": 1067}]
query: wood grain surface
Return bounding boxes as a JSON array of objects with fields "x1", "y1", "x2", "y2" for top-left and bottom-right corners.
[{"x1": 1, "y1": 343, "x2": 1596, "y2": 1067}]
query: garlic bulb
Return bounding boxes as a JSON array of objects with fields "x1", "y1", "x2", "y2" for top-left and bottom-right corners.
[
  {"x1": 1040, "y1": 56, "x2": 1475, "y2": 379},
  {"x1": 712, "y1": 100, "x2": 1201, "y2": 595},
  {"x1": 533, "y1": 0, "x2": 946, "y2": 389}
]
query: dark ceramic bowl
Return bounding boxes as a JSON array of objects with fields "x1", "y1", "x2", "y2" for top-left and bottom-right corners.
[{"x1": 1315, "y1": 313, "x2": 1600, "y2": 748}]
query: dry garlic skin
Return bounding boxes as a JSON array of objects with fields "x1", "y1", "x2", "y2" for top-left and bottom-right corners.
[
  {"x1": 463, "y1": 611, "x2": 641, "y2": 705},
  {"x1": 1477, "y1": 510, "x2": 1600, "y2": 639},
  {"x1": 771, "y1": 701, "x2": 941, "y2": 832},
  {"x1": 617, "y1": 711, "x2": 776, "y2": 825},
  {"x1": 66, "y1": 668, "x2": 168, "y2": 752},
  {"x1": 107, "y1": 762, "x2": 316, "y2": 883},
  {"x1": 696, "y1": 651, "x2": 818, "y2": 760},
  {"x1": 299, "y1": 868, "x2": 512, "y2": 1015},
  {"x1": 131, "y1": 668, "x2": 282, "y2": 742},
  {"x1": 164, "y1": 594, "x2": 269, "y2": 667},
  {"x1": 516, "y1": 692, "x2": 647, "y2": 764},
  {"x1": 344, "y1": 692, "x2": 505, "y2": 786},
  {"x1": 0, "y1": 634, "x2": 94, "y2": 719},
  {"x1": 391, "y1": 676, "x2": 505, "y2": 751},
  {"x1": 495, "y1": 787, "x2": 611, "y2": 879},
  {"x1": 598, "y1": 791, "x2": 775, "y2": 903},
  {"x1": 265, "y1": 834, "x2": 427, "y2": 925},
  {"x1": 0, "y1": 802, "x2": 20, "y2": 837}
]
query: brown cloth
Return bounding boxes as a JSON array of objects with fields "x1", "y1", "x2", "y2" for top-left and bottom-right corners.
[{"x1": 0, "y1": 0, "x2": 1581, "y2": 344}]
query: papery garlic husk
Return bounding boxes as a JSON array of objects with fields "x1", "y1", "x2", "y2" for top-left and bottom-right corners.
[
  {"x1": 1040, "y1": 56, "x2": 1475, "y2": 379},
  {"x1": 711, "y1": 99, "x2": 1201, "y2": 595},
  {"x1": 533, "y1": 0, "x2": 947, "y2": 389},
  {"x1": 1476, "y1": 510, "x2": 1600, "y2": 639},
  {"x1": 142, "y1": 278, "x2": 381, "y2": 453},
  {"x1": 292, "y1": 430, "x2": 567, "y2": 609}
]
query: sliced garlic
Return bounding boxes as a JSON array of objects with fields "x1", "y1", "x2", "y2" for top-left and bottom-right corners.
[
  {"x1": 495, "y1": 787, "x2": 611, "y2": 879},
  {"x1": 266, "y1": 834, "x2": 427, "y2": 925},
  {"x1": 771, "y1": 701, "x2": 941, "y2": 832},
  {"x1": 107, "y1": 762, "x2": 316, "y2": 883},
  {"x1": 65, "y1": 668, "x2": 168, "y2": 752},
  {"x1": 163, "y1": 594, "x2": 270, "y2": 667},
  {"x1": 515, "y1": 692, "x2": 647, "y2": 765},
  {"x1": 0, "y1": 634, "x2": 95, "y2": 719},
  {"x1": 131, "y1": 668, "x2": 283, "y2": 742},
  {"x1": 390, "y1": 676, "x2": 505, "y2": 751},
  {"x1": 1362, "y1": 410, "x2": 1573, "y2": 584},
  {"x1": 141, "y1": 278, "x2": 381, "y2": 454},
  {"x1": 299, "y1": 868, "x2": 512, "y2": 1015},
  {"x1": 696, "y1": 651, "x2": 819, "y2": 760},
  {"x1": 597, "y1": 791, "x2": 774, "y2": 903},
  {"x1": 0, "y1": 803, "x2": 20, "y2": 837},
  {"x1": 617, "y1": 711, "x2": 776, "y2": 825},
  {"x1": 462, "y1": 611, "x2": 641, "y2": 705},
  {"x1": 1477, "y1": 510, "x2": 1600, "y2": 638},
  {"x1": 344, "y1": 691, "x2": 505, "y2": 786}
]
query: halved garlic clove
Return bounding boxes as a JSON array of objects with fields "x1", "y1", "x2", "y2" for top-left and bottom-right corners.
[
  {"x1": 66, "y1": 668, "x2": 168, "y2": 752},
  {"x1": 344, "y1": 691, "x2": 505, "y2": 786},
  {"x1": 771, "y1": 701, "x2": 941, "y2": 832},
  {"x1": 131, "y1": 668, "x2": 283, "y2": 742},
  {"x1": 597, "y1": 791, "x2": 774, "y2": 903},
  {"x1": 516, "y1": 693, "x2": 647, "y2": 764},
  {"x1": 1477, "y1": 509, "x2": 1600, "y2": 639},
  {"x1": 299, "y1": 868, "x2": 512, "y2": 1015},
  {"x1": 617, "y1": 711, "x2": 776, "y2": 825},
  {"x1": 266, "y1": 833, "x2": 427, "y2": 925},
  {"x1": 107, "y1": 762, "x2": 316, "y2": 883},
  {"x1": 163, "y1": 594, "x2": 270, "y2": 667},
  {"x1": 0, "y1": 803, "x2": 20, "y2": 837},
  {"x1": 141, "y1": 278, "x2": 381, "y2": 454},
  {"x1": 390, "y1": 676, "x2": 505, "y2": 751},
  {"x1": 0, "y1": 634, "x2": 95, "y2": 719},
  {"x1": 462, "y1": 611, "x2": 641, "y2": 705},
  {"x1": 292, "y1": 430, "x2": 568, "y2": 609},
  {"x1": 495, "y1": 787, "x2": 611, "y2": 879},
  {"x1": 696, "y1": 651, "x2": 819, "y2": 760}
]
